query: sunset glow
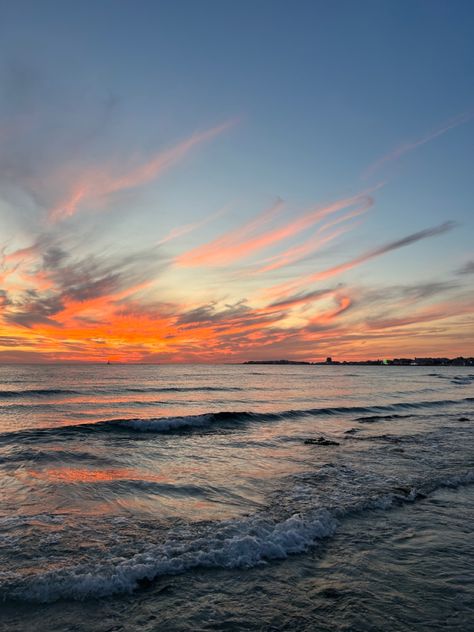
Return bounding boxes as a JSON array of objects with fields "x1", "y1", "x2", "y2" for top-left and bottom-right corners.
[{"x1": 0, "y1": 3, "x2": 472, "y2": 364}]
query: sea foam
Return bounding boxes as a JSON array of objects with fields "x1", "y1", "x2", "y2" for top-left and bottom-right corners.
[{"x1": 5, "y1": 470, "x2": 474, "y2": 604}]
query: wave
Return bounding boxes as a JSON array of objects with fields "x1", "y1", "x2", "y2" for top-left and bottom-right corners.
[
  {"x1": 2, "y1": 510, "x2": 337, "y2": 602},
  {"x1": 0, "y1": 385, "x2": 243, "y2": 399},
  {"x1": 4, "y1": 470, "x2": 473, "y2": 603},
  {"x1": 1, "y1": 397, "x2": 472, "y2": 443},
  {"x1": 426, "y1": 373, "x2": 474, "y2": 385},
  {"x1": 0, "y1": 388, "x2": 81, "y2": 398},
  {"x1": 120, "y1": 386, "x2": 244, "y2": 393},
  {"x1": 0, "y1": 448, "x2": 111, "y2": 466}
]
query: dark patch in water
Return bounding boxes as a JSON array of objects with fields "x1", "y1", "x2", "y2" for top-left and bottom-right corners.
[
  {"x1": 304, "y1": 437, "x2": 340, "y2": 446},
  {"x1": 356, "y1": 414, "x2": 414, "y2": 423}
]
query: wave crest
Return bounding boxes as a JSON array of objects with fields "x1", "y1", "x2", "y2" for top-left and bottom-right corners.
[{"x1": 5, "y1": 470, "x2": 473, "y2": 603}]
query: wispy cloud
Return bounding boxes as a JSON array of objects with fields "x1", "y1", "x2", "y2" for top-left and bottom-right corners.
[
  {"x1": 456, "y1": 260, "x2": 474, "y2": 275},
  {"x1": 157, "y1": 207, "x2": 228, "y2": 246},
  {"x1": 364, "y1": 110, "x2": 474, "y2": 178},
  {"x1": 176, "y1": 198, "x2": 285, "y2": 266},
  {"x1": 178, "y1": 192, "x2": 373, "y2": 268},
  {"x1": 255, "y1": 201, "x2": 371, "y2": 273},
  {"x1": 366, "y1": 300, "x2": 474, "y2": 331},
  {"x1": 266, "y1": 287, "x2": 337, "y2": 311},
  {"x1": 48, "y1": 120, "x2": 236, "y2": 222},
  {"x1": 268, "y1": 221, "x2": 456, "y2": 299}
]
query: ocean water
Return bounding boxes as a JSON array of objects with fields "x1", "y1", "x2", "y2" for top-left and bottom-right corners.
[{"x1": 0, "y1": 364, "x2": 472, "y2": 631}]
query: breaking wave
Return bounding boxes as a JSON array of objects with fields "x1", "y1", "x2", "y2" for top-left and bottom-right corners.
[
  {"x1": 4, "y1": 470, "x2": 473, "y2": 604},
  {"x1": 1, "y1": 397, "x2": 472, "y2": 442}
]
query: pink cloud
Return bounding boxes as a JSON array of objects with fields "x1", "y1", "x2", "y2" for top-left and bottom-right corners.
[
  {"x1": 48, "y1": 120, "x2": 236, "y2": 222},
  {"x1": 178, "y1": 192, "x2": 373, "y2": 268}
]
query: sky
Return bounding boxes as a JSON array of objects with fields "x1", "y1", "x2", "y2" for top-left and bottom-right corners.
[{"x1": 0, "y1": 0, "x2": 473, "y2": 363}]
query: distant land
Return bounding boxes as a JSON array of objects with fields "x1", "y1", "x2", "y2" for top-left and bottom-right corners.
[{"x1": 243, "y1": 357, "x2": 474, "y2": 366}]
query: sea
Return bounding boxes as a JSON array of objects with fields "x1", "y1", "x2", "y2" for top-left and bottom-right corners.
[{"x1": 0, "y1": 364, "x2": 472, "y2": 631}]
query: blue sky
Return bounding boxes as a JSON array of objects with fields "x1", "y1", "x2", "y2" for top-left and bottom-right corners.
[{"x1": 0, "y1": 1, "x2": 473, "y2": 361}]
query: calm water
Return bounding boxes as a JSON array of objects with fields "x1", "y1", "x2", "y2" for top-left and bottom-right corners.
[{"x1": 0, "y1": 364, "x2": 472, "y2": 631}]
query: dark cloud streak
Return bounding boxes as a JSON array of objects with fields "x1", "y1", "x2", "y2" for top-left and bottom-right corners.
[{"x1": 456, "y1": 260, "x2": 474, "y2": 275}]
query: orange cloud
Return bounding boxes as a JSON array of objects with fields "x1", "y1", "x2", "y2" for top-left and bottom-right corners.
[
  {"x1": 0, "y1": 196, "x2": 467, "y2": 363},
  {"x1": 178, "y1": 193, "x2": 373, "y2": 268},
  {"x1": 313, "y1": 295, "x2": 353, "y2": 324},
  {"x1": 255, "y1": 218, "x2": 366, "y2": 274},
  {"x1": 177, "y1": 199, "x2": 285, "y2": 266},
  {"x1": 1, "y1": 281, "x2": 471, "y2": 363}
]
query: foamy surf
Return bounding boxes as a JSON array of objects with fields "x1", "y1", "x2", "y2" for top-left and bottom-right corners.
[
  {"x1": 4, "y1": 510, "x2": 337, "y2": 602},
  {"x1": 4, "y1": 470, "x2": 473, "y2": 603}
]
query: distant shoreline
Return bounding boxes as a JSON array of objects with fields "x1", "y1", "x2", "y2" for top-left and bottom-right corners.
[
  {"x1": 243, "y1": 357, "x2": 474, "y2": 366},
  {"x1": 0, "y1": 357, "x2": 472, "y2": 367}
]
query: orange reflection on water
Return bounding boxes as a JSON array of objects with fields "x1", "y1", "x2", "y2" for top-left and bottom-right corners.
[{"x1": 29, "y1": 467, "x2": 172, "y2": 484}]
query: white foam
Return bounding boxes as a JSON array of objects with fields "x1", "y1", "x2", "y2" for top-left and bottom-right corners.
[
  {"x1": 9, "y1": 510, "x2": 337, "y2": 603},
  {"x1": 5, "y1": 472, "x2": 474, "y2": 603}
]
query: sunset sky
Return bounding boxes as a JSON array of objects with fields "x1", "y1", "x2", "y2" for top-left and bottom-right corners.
[{"x1": 0, "y1": 0, "x2": 473, "y2": 362}]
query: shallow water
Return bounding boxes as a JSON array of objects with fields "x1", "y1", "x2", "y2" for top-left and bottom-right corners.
[{"x1": 0, "y1": 364, "x2": 472, "y2": 630}]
